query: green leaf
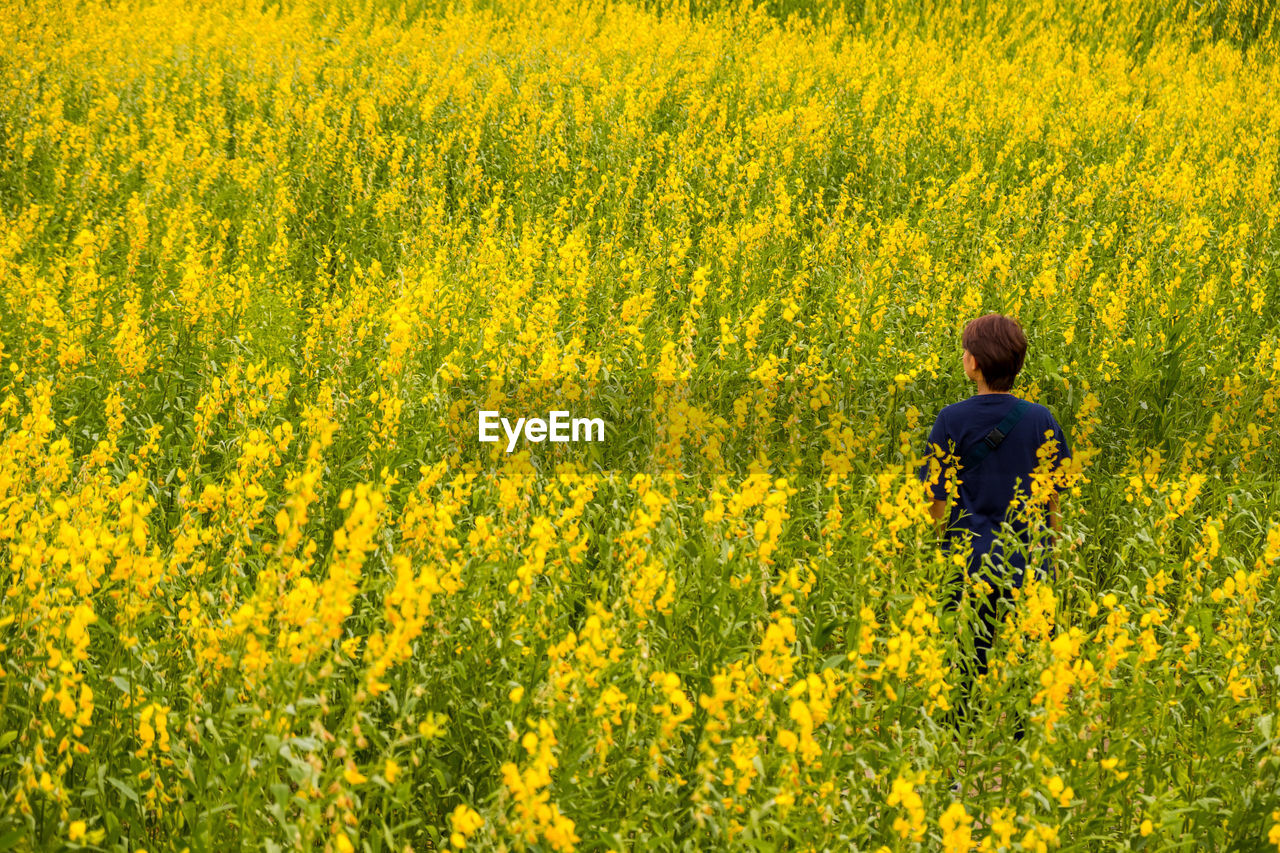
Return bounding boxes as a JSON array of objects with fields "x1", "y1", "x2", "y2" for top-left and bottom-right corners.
[{"x1": 107, "y1": 776, "x2": 140, "y2": 805}]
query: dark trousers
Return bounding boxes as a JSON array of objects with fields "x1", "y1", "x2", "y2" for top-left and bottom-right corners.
[{"x1": 943, "y1": 569, "x2": 1028, "y2": 738}]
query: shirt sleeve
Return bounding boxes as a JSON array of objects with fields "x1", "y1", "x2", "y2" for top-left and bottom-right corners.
[{"x1": 917, "y1": 413, "x2": 950, "y2": 502}]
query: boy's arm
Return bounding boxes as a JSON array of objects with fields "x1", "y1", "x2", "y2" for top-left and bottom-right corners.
[
  {"x1": 929, "y1": 498, "x2": 947, "y2": 525},
  {"x1": 1044, "y1": 491, "x2": 1064, "y2": 579}
]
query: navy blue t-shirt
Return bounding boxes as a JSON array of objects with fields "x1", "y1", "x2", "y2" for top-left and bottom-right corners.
[{"x1": 918, "y1": 393, "x2": 1071, "y2": 586}]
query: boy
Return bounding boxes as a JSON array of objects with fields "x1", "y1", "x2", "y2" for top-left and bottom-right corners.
[{"x1": 918, "y1": 313, "x2": 1072, "y2": 726}]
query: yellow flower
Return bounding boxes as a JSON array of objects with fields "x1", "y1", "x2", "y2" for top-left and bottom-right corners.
[
  {"x1": 69, "y1": 821, "x2": 87, "y2": 841},
  {"x1": 886, "y1": 771, "x2": 926, "y2": 842},
  {"x1": 450, "y1": 803, "x2": 484, "y2": 848},
  {"x1": 939, "y1": 801, "x2": 972, "y2": 852},
  {"x1": 418, "y1": 712, "x2": 448, "y2": 739}
]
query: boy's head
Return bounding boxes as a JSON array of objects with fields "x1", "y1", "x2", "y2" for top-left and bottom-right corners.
[{"x1": 962, "y1": 313, "x2": 1026, "y2": 392}]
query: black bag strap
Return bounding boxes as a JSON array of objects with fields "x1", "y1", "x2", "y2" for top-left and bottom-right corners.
[{"x1": 959, "y1": 398, "x2": 1030, "y2": 472}]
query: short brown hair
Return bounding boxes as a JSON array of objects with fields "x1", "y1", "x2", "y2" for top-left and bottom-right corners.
[{"x1": 962, "y1": 314, "x2": 1026, "y2": 391}]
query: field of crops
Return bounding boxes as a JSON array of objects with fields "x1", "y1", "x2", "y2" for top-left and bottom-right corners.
[{"x1": 3, "y1": 0, "x2": 1280, "y2": 848}]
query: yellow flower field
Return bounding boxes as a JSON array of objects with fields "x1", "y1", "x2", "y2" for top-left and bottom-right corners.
[{"x1": 2, "y1": 0, "x2": 1279, "y2": 848}]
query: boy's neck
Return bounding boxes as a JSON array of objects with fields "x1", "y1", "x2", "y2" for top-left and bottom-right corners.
[{"x1": 974, "y1": 381, "x2": 1012, "y2": 395}]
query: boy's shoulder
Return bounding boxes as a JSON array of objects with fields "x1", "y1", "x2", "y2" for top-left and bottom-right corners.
[
  {"x1": 936, "y1": 396, "x2": 1058, "y2": 425},
  {"x1": 1015, "y1": 399, "x2": 1062, "y2": 428},
  {"x1": 1026, "y1": 399, "x2": 1064, "y2": 426},
  {"x1": 1016, "y1": 401, "x2": 1069, "y2": 445},
  {"x1": 1023, "y1": 398, "x2": 1055, "y2": 417}
]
